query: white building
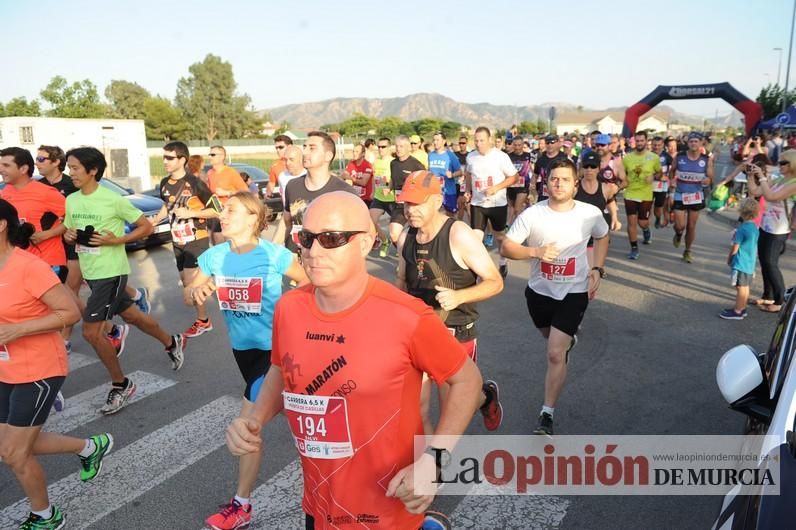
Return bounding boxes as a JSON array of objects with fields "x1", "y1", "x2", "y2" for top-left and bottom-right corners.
[
  {"x1": 0, "y1": 117, "x2": 151, "y2": 190},
  {"x1": 555, "y1": 111, "x2": 670, "y2": 136}
]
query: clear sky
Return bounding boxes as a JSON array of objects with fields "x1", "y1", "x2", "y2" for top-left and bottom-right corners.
[{"x1": 3, "y1": 0, "x2": 793, "y2": 118}]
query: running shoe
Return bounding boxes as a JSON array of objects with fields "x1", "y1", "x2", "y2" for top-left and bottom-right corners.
[
  {"x1": 107, "y1": 323, "x2": 130, "y2": 358},
  {"x1": 672, "y1": 232, "x2": 682, "y2": 248},
  {"x1": 79, "y1": 433, "x2": 114, "y2": 482},
  {"x1": 52, "y1": 391, "x2": 65, "y2": 413},
  {"x1": 654, "y1": 218, "x2": 661, "y2": 229},
  {"x1": 484, "y1": 233, "x2": 494, "y2": 248},
  {"x1": 480, "y1": 380, "x2": 503, "y2": 431},
  {"x1": 566, "y1": 334, "x2": 578, "y2": 364},
  {"x1": 100, "y1": 380, "x2": 136, "y2": 415},
  {"x1": 166, "y1": 334, "x2": 186, "y2": 371},
  {"x1": 533, "y1": 412, "x2": 554, "y2": 436},
  {"x1": 627, "y1": 248, "x2": 639, "y2": 260},
  {"x1": 719, "y1": 308, "x2": 747, "y2": 320},
  {"x1": 421, "y1": 511, "x2": 452, "y2": 530},
  {"x1": 642, "y1": 229, "x2": 651, "y2": 245},
  {"x1": 135, "y1": 287, "x2": 151, "y2": 314},
  {"x1": 19, "y1": 505, "x2": 65, "y2": 530},
  {"x1": 184, "y1": 318, "x2": 213, "y2": 338},
  {"x1": 205, "y1": 498, "x2": 252, "y2": 530},
  {"x1": 683, "y1": 250, "x2": 693, "y2": 263},
  {"x1": 379, "y1": 239, "x2": 390, "y2": 258},
  {"x1": 499, "y1": 263, "x2": 508, "y2": 279}
]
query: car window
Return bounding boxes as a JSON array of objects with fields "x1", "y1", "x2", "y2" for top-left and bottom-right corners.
[
  {"x1": 99, "y1": 179, "x2": 131, "y2": 196},
  {"x1": 764, "y1": 297, "x2": 796, "y2": 401}
]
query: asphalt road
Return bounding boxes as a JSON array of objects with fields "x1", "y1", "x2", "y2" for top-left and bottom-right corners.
[{"x1": 0, "y1": 148, "x2": 791, "y2": 529}]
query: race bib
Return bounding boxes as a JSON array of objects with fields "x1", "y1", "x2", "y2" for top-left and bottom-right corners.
[
  {"x1": 290, "y1": 224, "x2": 302, "y2": 246},
  {"x1": 541, "y1": 183, "x2": 549, "y2": 198},
  {"x1": 352, "y1": 185, "x2": 364, "y2": 198},
  {"x1": 375, "y1": 176, "x2": 389, "y2": 192},
  {"x1": 540, "y1": 257, "x2": 577, "y2": 282},
  {"x1": 76, "y1": 244, "x2": 100, "y2": 255},
  {"x1": 216, "y1": 276, "x2": 263, "y2": 314},
  {"x1": 653, "y1": 180, "x2": 666, "y2": 192},
  {"x1": 171, "y1": 221, "x2": 196, "y2": 245},
  {"x1": 682, "y1": 191, "x2": 703, "y2": 205},
  {"x1": 0, "y1": 344, "x2": 8, "y2": 362},
  {"x1": 283, "y1": 392, "x2": 353, "y2": 459}
]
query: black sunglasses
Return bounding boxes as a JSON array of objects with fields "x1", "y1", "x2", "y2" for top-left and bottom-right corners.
[
  {"x1": 779, "y1": 160, "x2": 790, "y2": 166},
  {"x1": 582, "y1": 164, "x2": 599, "y2": 169},
  {"x1": 209, "y1": 153, "x2": 222, "y2": 157},
  {"x1": 163, "y1": 155, "x2": 178, "y2": 161},
  {"x1": 298, "y1": 230, "x2": 366, "y2": 249},
  {"x1": 275, "y1": 145, "x2": 286, "y2": 150},
  {"x1": 35, "y1": 156, "x2": 51, "y2": 163},
  {"x1": 595, "y1": 143, "x2": 607, "y2": 147},
  {"x1": 377, "y1": 145, "x2": 389, "y2": 148}
]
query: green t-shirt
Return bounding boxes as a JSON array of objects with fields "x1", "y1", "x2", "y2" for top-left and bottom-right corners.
[
  {"x1": 372, "y1": 157, "x2": 395, "y2": 202},
  {"x1": 623, "y1": 150, "x2": 661, "y2": 201},
  {"x1": 64, "y1": 185, "x2": 143, "y2": 280}
]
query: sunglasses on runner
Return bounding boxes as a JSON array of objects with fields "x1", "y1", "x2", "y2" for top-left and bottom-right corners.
[
  {"x1": 162, "y1": 155, "x2": 178, "y2": 161},
  {"x1": 297, "y1": 229, "x2": 366, "y2": 249},
  {"x1": 275, "y1": 145, "x2": 286, "y2": 150},
  {"x1": 378, "y1": 145, "x2": 389, "y2": 149},
  {"x1": 35, "y1": 156, "x2": 51, "y2": 163},
  {"x1": 582, "y1": 163, "x2": 599, "y2": 169},
  {"x1": 595, "y1": 143, "x2": 608, "y2": 147},
  {"x1": 779, "y1": 160, "x2": 790, "y2": 166}
]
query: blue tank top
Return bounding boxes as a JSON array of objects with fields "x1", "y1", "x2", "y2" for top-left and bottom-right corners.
[{"x1": 675, "y1": 153, "x2": 708, "y2": 195}]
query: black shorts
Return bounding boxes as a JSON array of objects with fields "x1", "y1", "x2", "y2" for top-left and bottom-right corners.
[
  {"x1": 51, "y1": 265, "x2": 68, "y2": 284},
  {"x1": 84, "y1": 276, "x2": 134, "y2": 322},
  {"x1": 524, "y1": 286, "x2": 588, "y2": 338},
  {"x1": 362, "y1": 199, "x2": 372, "y2": 209},
  {"x1": 173, "y1": 238, "x2": 210, "y2": 272},
  {"x1": 470, "y1": 205, "x2": 508, "y2": 232},
  {"x1": 672, "y1": 200, "x2": 705, "y2": 211},
  {"x1": 653, "y1": 191, "x2": 667, "y2": 208},
  {"x1": 506, "y1": 187, "x2": 529, "y2": 203},
  {"x1": 0, "y1": 376, "x2": 65, "y2": 427},
  {"x1": 624, "y1": 199, "x2": 653, "y2": 220},
  {"x1": 389, "y1": 203, "x2": 406, "y2": 225},
  {"x1": 64, "y1": 241, "x2": 78, "y2": 261},
  {"x1": 233, "y1": 348, "x2": 272, "y2": 401},
  {"x1": 369, "y1": 199, "x2": 394, "y2": 215}
]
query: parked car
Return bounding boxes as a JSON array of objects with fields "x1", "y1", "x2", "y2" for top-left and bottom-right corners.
[
  {"x1": 97, "y1": 179, "x2": 171, "y2": 250},
  {"x1": 713, "y1": 288, "x2": 796, "y2": 529}
]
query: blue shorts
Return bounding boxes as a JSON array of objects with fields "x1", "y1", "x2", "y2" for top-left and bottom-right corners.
[
  {"x1": 731, "y1": 269, "x2": 752, "y2": 287},
  {"x1": 443, "y1": 193, "x2": 459, "y2": 214}
]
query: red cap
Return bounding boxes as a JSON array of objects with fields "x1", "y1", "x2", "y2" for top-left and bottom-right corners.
[{"x1": 397, "y1": 170, "x2": 441, "y2": 203}]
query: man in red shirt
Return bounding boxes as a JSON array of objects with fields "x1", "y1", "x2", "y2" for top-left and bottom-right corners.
[
  {"x1": 225, "y1": 191, "x2": 482, "y2": 529},
  {"x1": 343, "y1": 143, "x2": 374, "y2": 207},
  {"x1": 266, "y1": 135, "x2": 293, "y2": 198}
]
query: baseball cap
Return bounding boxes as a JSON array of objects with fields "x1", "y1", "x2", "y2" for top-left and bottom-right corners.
[
  {"x1": 687, "y1": 131, "x2": 704, "y2": 141},
  {"x1": 397, "y1": 170, "x2": 441, "y2": 203},
  {"x1": 544, "y1": 133, "x2": 559, "y2": 143},
  {"x1": 563, "y1": 140, "x2": 573, "y2": 148},
  {"x1": 595, "y1": 134, "x2": 612, "y2": 146},
  {"x1": 409, "y1": 134, "x2": 422, "y2": 144},
  {"x1": 582, "y1": 151, "x2": 600, "y2": 166}
]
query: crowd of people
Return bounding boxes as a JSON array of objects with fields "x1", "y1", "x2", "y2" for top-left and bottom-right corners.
[{"x1": 0, "y1": 120, "x2": 790, "y2": 529}]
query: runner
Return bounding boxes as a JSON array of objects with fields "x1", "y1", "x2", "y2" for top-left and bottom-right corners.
[
  {"x1": 464, "y1": 127, "x2": 518, "y2": 279},
  {"x1": 368, "y1": 137, "x2": 395, "y2": 257},
  {"x1": 455, "y1": 136, "x2": 470, "y2": 222},
  {"x1": 650, "y1": 136, "x2": 673, "y2": 228},
  {"x1": 410, "y1": 134, "x2": 429, "y2": 169},
  {"x1": 427, "y1": 132, "x2": 462, "y2": 218},
  {"x1": 266, "y1": 135, "x2": 293, "y2": 198},
  {"x1": 501, "y1": 158, "x2": 609, "y2": 436},
  {"x1": 185, "y1": 192, "x2": 307, "y2": 530},
  {"x1": 271, "y1": 145, "x2": 306, "y2": 246},
  {"x1": 507, "y1": 135, "x2": 531, "y2": 223},
  {"x1": 0, "y1": 198, "x2": 113, "y2": 530},
  {"x1": 621, "y1": 131, "x2": 661, "y2": 259},
  {"x1": 207, "y1": 145, "x2": 249, "y2": 244},
  {"x1": 63, "y1": 147, "x2": 186, "y2": 415},
  {"x1": 224, "y1": 191, "x2": 483, "y2": 529},
  {"x1": 385, "y1": 135, "x2": 426, "y2": 251},
  {"x1": 150, "y1": 141, "x2": 217, "y2": 338},
  {"x1": 576, "y1": 150, "x2": 620, "y2": 256},
  {"x1": 396, "y1": 170, "x2": 504, "y2": 435},
  {"x1": 672, "y1": 132, "x2": 713, "y2": 263},
  {"x1": 664, "y1": 136, "x2": 679, "y2": 224},
  {"x1": 343, "y1": 143, "x2": 374, "y2": 208},
  {"x1": 532, "y1": 133, "x2": 568, "y2": 202}
]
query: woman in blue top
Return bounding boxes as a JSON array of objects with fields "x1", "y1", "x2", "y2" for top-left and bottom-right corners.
[{"x1": 185, "y1": 191, "x2": 307, "y2": 530}]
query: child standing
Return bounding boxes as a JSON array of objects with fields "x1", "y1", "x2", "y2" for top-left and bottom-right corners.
[{"x1": 720, "y1": 198, "x2": 761, "y2": 320}]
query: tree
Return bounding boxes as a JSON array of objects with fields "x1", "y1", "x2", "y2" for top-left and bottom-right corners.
[
  {"x1": 40, "y1": 76, "x2": 105, "y2": 118},
  {"x1": 756, "y1": 84, "x2": 796, "y2": 120},
  {"x1": 518, "y1": 120, "x2": 539, "y2": 135},
  {"x1": 376, "y1": 116, "x2": 404, "y2": 137},
  {"x1": 105, "y1": 80, "x2": 150, "y2": 119},
  {"x1": 3, "y1": 97, "x2": 41, "y2": 117},
  {"x1": 335, "y1": 113, "x2": 379, "y2": 136},
  {"x1": 143, "y1": 96, "x2": 189, "y2": 141},
  {"x1": 274, "y1": 120, "x2": 290, "y2": 136},
  {"x1": 175, "y1": 54, "x2": 259, "y2": 141}
]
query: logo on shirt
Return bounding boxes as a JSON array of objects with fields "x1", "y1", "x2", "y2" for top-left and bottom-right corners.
[
  {"x1": 305, "y1": 331, "x2": 345, "y2": 343},
  {"x1": 305, "y1": 355, "x2": 348, "y2": 395}
]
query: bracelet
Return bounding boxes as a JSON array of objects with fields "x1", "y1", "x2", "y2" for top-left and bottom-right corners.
[{"x1": 53, "y1": 310, "x2": 67, "y2": 330}]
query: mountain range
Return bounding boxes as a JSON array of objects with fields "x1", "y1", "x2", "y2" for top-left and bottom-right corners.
[{"x1": 259, "y1": 93, "x2": 743, "y2": 130}]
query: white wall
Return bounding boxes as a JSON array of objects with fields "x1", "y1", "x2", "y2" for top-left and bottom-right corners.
[{"x1": 0, "y1": 117, "x2": 151, "y2": 190}]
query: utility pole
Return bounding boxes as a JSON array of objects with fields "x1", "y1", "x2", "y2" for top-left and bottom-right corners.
[{"x1": 782, "y1": 0, "x2": 796, "y2": 114}]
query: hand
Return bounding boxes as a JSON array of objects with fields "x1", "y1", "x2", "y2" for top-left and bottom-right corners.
[
  {"x1": 464, "y1": 191, "x2": 472, "y2": 202},
  {"x1": 446, "y1": 171, "x2": 453, "y2": 179},
  {"x1": 588, "y1": 269, "x2": 601, "y2": 300},
  {"x1": 173, "y1": 207, "x2": 191, "y2": 220},
  {"x1": 225, "y1": 416, "x2": 262, "y2": 456},
  {"x1": 611, "y1": 219, "x2": 622, "y2": 232},
  {"x1": 190, "y1": 279, "x2": 217, "y2": 305},
  {"x1": 64, "y1": 229, "x2": 77, "y2": 244},
  {"x1": 485, "y1": 186, "x2": 497, "y2": 197},
  {"x1": 385, "y1": 453, "x2": 437, "y2": 514},
  {"x1": 0, "y1": 323, "x2": 22, "y2": 344},
  {"x1": 30, "y1": 230, "x2": 50, "y2": 245},
  {"x1": 89, "y1": 230, "x2": 121, "y2": 247},
  {"x1": 535, "y1": 244, "x2": 560, "y2": 262},
  {"x1": 434, "y1": 285, "x2": 461, "y2": 311}
]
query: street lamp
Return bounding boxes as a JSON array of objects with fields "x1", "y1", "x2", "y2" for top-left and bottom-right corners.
[
  {"x1": 783, "y1": 0, "x2": 796, "y2": 114},
  {"x1": 774, "y1": 47, "x2": 783, "y2": 86}
]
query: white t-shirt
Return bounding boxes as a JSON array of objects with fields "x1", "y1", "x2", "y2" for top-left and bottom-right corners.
[
  {"x1": 466, "y1": 148, "x2": 517, "y2": 208},
  {"x1": 278, "y1": 170, "x2": 306, "y2": 206},
  {"x1": 507, "y1": 200, "x2": 609, "y2": 300}
]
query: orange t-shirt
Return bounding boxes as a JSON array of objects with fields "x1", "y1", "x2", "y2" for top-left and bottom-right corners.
[
  {"x1": 0, "y1": 180, "x2": 66, "y2": 267},
  {"x1": 207, "y1": 165, "x2": 249, "y2": 203},
  {"x1": 271, "y1": 276, "x2": 467, "y2": 529},
  {"x1": 269, "y1": 159, "x2": 286, "y2": 185},
  {"x1": 0, "y1": 248, "x2": 68, "y2": 384}
]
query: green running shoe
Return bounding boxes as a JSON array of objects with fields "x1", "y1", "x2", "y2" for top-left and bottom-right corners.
[
  {"x1": 79, "y1": 433, "x2": 114, "y2": 482},
  {"x1": 19, "y1": 505, "x2": 65, "y2": 529}
]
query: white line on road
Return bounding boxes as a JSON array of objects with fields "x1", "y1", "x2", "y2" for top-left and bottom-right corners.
[
  {"x1": 448, "y1": 482, "x2": 570, "y2": 529},
  {"x1": 69, "y1": 352, "x2": 98, "y2": 372},
  {"x1": 0, "y1": 395, "x2": 240, "y2": 529},
  {"x1": 47, "y1": 370, "x2": 176, "y2": 434}
]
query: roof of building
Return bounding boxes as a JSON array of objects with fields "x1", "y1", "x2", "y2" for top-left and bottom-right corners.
[{"x1": 556, "y1": 110, "x2": 670, "y2": 124}]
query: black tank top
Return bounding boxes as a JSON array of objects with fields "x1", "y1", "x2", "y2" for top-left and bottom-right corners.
[
  {"x1": 575, "y1": 180, "x2": 611, "y2": 226},
  {"x1": 402, "y1": 218, "x2": 479, "y2": 327}
]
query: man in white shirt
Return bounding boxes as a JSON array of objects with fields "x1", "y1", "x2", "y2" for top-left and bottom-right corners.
[
  {"x1": 272, "y1": 145, "x2": 306, "y2": 245},
  {"x1": 501, "y1": 158, "x2": 608, "y2": 436}
]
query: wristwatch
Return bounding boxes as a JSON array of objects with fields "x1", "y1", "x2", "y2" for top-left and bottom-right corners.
[
  {"x1": 591, "y1": 266, "x2": 606, "y2": 279},
  {"x1": 424, "y1": 446, "x2": 452, "y2": 469}
]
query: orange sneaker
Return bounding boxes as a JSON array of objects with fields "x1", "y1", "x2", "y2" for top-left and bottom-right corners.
[
  {"x1": 184, "y1": 319, "x2": 213, "y2": 338},
  {"x1": 206, "y1": 499, "x2": 252, "y2": 530}
]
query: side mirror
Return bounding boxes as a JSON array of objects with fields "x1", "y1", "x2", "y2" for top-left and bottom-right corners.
[
  {"x1": 716, "y1": 344, "x2": 773, "y2": 425},
  {"x1": 126, "y1": 187, "x2": 134, "y2": 194}
]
